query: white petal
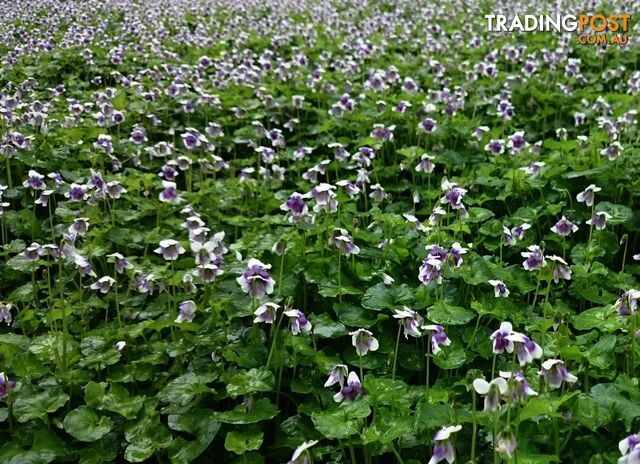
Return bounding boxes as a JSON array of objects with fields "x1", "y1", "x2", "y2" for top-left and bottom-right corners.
[{"x1": 473, "y1": 379, "x2": 490, "y2": 395}]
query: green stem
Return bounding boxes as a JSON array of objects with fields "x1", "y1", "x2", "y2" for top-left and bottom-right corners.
[
  {"x1": 5, "y1": 156, "x2": 12, "y2": 189},
  {"x1": 337, "y1": 252, "x2": 342, "y2": 303},
  {"x1": 389, "y1": 441, "x2": 405, "y2": 464},
  {"x1": 392, "y1": 324, "x2": 402, "y2": 380},
  {"x1": 114, "y1": 268, "x2": 122, "y2": 328},
  {"x1": 426, "y1": 334, "x2": 431, "y2": 396},
  {"x1": 630, "y1": 313, "x2": 637, "y2": 377},
  {"x1": 266, "y1": 312, "x2": 285, "y2": 371},
  {"x1": 471, "y1": 391, "x2": 478, "y2": 463},
  {"x1": 493, "y1": 408, "x2": 500, "y2": 464},
  {"x1": 621, "y1": 234, "x2": 629, "y2": 273}
]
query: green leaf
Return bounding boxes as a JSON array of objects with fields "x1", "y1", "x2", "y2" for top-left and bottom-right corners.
[
  {"x1": 361, "y1": 407, "x2": 414, "y2": 444},
  {"x1": 13, "y1": 388, "x2": 69, "y2": 423},
  {"x1": 167, "y1": 410, "x2": 221, "y2": 464},
  {"x1": 63, "y1": 406, "x2": 113, "y2": 442},
  {"x1": 584, "y1": 335, "x2": 616, "y2": 369},
  {"x1": 84, "y1": 382, "x2": 145, "y2": 419},
  {"x1": 572, "y1": 307, "x2": 621, "y2": 332},
  {"x1": 226, "y1": 368, "x2": 275, "y2": 397},
  {"x1": 588, "y1": 382, "x2": 640, "y2": 429},
  {"x1": 124, "y1": 406, "x2": 172, "y2": 462},
  {"x1": 334, "y1": 302, "x2": 378, "y2": 328},
  {"x1": 311, "y1": 313, "x2": 348, "y2": 338},
  {"x1": 224, "y1": 430, "x2": 264, "y2": 454},
  {"x1": 311, "y1": 401, "x2": 371, "y2": 439},
  {"x1": 574, "y1": 394, "x2": 612, "y2": 430},
  {"x1": 594, "y1": 202, "x2": 633, "y2": 225},
  {"x1": 214, "y1": 398, "x2": 279, "y2": 424},
  {"x1": 0, "y1": 333, "x2": 30, "y2": 350},
  {"x1": 517, "y1": 393, "x2": 577, "y2": 424},
  {"x1": 363, "y1": 376, "x2": 419, "y2": 409},
  {"x1": 432, "y1": 344, "x2": 467, "y2": 369},
  {"x1": 427, "y1": 302, "x2": 475, "y2": 325},
  {"x1": 157, "y1": 372, "x2": 216, "y2": 406}
]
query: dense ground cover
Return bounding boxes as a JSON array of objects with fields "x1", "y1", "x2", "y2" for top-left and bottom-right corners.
[{"x1": 1, "y1": 0, "x2": 640, "y2": 462}]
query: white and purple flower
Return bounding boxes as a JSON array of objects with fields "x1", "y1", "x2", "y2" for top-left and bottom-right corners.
[{"x1": 237, "y1": 259, "x2": 275, "y2": 298}]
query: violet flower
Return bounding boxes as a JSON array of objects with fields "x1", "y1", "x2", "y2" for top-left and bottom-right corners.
[
  {"x1": 419, "y1": 257, "x2": 443, "y2": 285},
  {"x1": 329, "y1": 228, "x2": 360, "y2": 255},
  {"x1": 422, "y1": 325, "x2": 451, "y2": 354},
  {"x1": 349, "y1": 329, "x2": 379, "y2": 356},
  {"x1": 506, "y1": 333, "x2": 543, "y2": 366},
  {"x1": 539, "y1": 359, "x2": 577, "y2": 389},
  {"x1": 511, "y1": 223, "x2": 531, "y2": 240},
  {"x1": 490, "y1": 322, "x2": 514, "y2": 354},
  {"x1": 551, "y1": 216, "x2": 578, "y2": 236},
  {"x1": 154, "y1": 239, "x2": 186, "y2": 261},
  {"x1": 499, "y1": 371, "x2": 538, "y2": 403},
  {"x1": 288, "y1": 440, "x2": 319, "y2": 464},
  {"x1": 308, "y1": 183, "x2": 338, "y2": 213},
  {"x1": 576, "y1": 184, "x2": 601, "y2": 207},
  {"x1": 508, "y1": 131, "x2": 527, "y2": 153},
  {"x1": 586, "y1": 211, "x2": 611, "y2": 230},
  {"x1": 176, "y1": 300, "x2": 196, "y2": 323},
  {"x1": 393, "y1": 307, "x2": 423, "y2": 338},
  {"x1": 547, "y1": 255, "x2": 572, "y2": 283},
  {"x1": 69, "y1": 217, "x2": 90, "y2": 237},
  {"x1": 284, "y1": 309, "x2": 312, "y2": 335},
  {"x1": 159, "y1": 181, "x2": 183, "y2": 203},
  {"x1": 485, "y1": 139, "x2": 505, "y2": 155},
  {"x1": 502, "y1": 226, "x2": 516, "y2": 246},
  {"x1": 449, "y1": 242, "x2": 467, "y2": 267},
  {"x1": 324, "y1": 364, "x2": 348, "y2": 387},
  {"x1": 415, "y1": 154, "x2": 435, "y2": 173},
  {"x1": 428, "y1": 425, "x2": 462, "y2": 464},
  {"x1": 237, "y1": 259, "x2": 275, "y2": 298},
  {"x1": 253, "y1": 302, "x2": 279, "y2": 324},
  {"x1": 134, "y1": 273, "x2": 155, "y2": 294},
  {"x1": 614, "y1": 290, "x2": 640, "y2": 316},
  {"x1": 473, "y1": 377, "x2": 508, "y2": 411},
  {"x1": 496, "y1": 428, "x2": 518, "y2": 458},
  {"x1": 0, "y1": 372, "x2": 19, "y2": 398},
  {"x1": 90, "y1": 276, "x2": 115, "y2": 294},
  {"x1": 619, "y1": 434, "x2": 640, "y2": 464},
  {"x1": 23, "y1": 242, "x2": 43, "y2": 261},
  {"x1": 23, "y1": 170, "x2": 46, "y2": 190},
  {"x1": 488, "y1": 280, "x2": 510, "y2": 298},
  {"x1": 418, "y1": 118, "x2": 438, "y2": 134},
  {"x1": 521, "y1": 245, "x2": 546, "y2": 271},
  {"x1": 107, "y1": 252, "x2": 133, "y2": 274},
  {"x1": 0, "y1": 302, "x2": 12, "y2": 325},
  {"x1": 333, "y1": 371, "x2": 364, "y2": 403},
  {"x1": 65, "y1": 183, "x2": 87, "y2": 202}
]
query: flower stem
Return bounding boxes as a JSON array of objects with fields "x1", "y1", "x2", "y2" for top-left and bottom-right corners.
[
  {"x1": 630, "y1": 313, "x2": 637, "y2": 377},
  {"x1": 337, "y1": 252, "x2": 342, "y2": 303},
  {"x1": 471, "y1": 390, "x2": 478, "y2": 463},
  {"x1": 114, "y1": 268, "x2": 122, "y2": 328},
  {"x1": 392, "y1": 324, "x2": 402, "y2": 380},
  {"x1": 389, "y1": 441, "x2": 405, "y2": 464},
  {"x1": 426, "y1": 334, "x2": 431, "y2": 396},
  {"x1": 493, "y1": 408, "x2": 499, "y2": 464},
  {"x1": 266, "y1": 312, "x2": 285, "y2": 371}
]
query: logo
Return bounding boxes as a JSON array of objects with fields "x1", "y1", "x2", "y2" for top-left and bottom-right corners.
[{"x1": 485, "y1": 14, "x2": 631, "y2": 45}]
